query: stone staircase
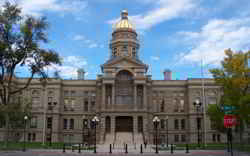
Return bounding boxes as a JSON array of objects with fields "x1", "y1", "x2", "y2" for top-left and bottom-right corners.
[
  {"x1": 133, "y1": 133, "x2": 144, "y2": 146},
  {"x1": 115, "y1": 132, "x2": 133, "y2": 145},
  {"x1": 104, "y1": 133, "x2": 115, "y2": 145}
]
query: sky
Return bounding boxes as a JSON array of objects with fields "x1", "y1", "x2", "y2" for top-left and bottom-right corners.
[{"x1": 1, "y1": 0, "x2": 250, "y2": 80}]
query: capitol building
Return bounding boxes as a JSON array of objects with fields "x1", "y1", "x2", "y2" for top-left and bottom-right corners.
[{"x1": 0, "y1": 10, "x2": 226, "y2": 145}]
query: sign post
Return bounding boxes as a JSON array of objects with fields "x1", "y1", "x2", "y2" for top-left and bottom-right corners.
[{"x1": 224, "y1": 115, "x2": 237, "y2": 156}]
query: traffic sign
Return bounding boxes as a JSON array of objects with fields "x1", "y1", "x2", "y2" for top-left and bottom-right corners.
[
  {"x1": 222, "y1": 106, "x2": 237, "y2": 111},
  {"x1": 224, "y1": 115, "x2": 237, "y2": 128}
]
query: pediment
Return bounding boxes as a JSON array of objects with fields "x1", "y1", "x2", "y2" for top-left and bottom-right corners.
[{"x1": 102, "y1": 57, "x2": 147, "y2": 68}]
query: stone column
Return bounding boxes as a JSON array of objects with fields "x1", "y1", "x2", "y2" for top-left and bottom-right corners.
[
  {"x1": 134, "y1": 85, "x2": 137, "y2": 110},
  {"x1": 143, "y1": 84, "x2": 147, "y2": 110},
  {"x1": 112, "y1": 84, "x2": 115, "y2": 110},
  {"x1": 102, "y1": 84, "x2": 105, "y2": 110},
  {"x1": 111, "y1": 116, "x2": 115, "y2": 134},
  {"x1": 133, "y1": 116, "x2": 138, "y2": 134}
]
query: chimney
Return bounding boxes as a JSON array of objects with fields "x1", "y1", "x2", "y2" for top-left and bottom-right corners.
[{"x1": 163, "y1": 69, "x2": 172, "y2": 80}]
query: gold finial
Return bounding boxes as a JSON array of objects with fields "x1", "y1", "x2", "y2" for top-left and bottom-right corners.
[{"x1": 121, "y1": 9, "x2": 128, "y2": 19}]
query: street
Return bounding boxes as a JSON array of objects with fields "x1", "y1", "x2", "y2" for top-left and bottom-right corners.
[{"x1": 0, "y1": 149, "x2": 249, "y2": 156}]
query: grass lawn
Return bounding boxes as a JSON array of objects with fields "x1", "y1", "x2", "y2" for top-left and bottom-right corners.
[{"x1": 0, "y1": 142, "x2": 94, "y2": 151}]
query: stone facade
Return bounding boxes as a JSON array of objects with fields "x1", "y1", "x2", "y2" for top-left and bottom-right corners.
[{"x1": 2, "y1": 10, "x2": 248, "y2": 145}]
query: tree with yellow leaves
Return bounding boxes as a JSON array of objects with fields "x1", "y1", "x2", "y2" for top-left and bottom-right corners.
[{"x1": 208, "y1": 49, "x2": 250, "y2": 140}]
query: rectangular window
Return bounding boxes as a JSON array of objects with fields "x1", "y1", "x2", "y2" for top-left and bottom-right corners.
[
  {"x1": 160, "y1": 100, "x2": 165, "y2": 112},
  {"x1": 180, "y1": 100, "x2": 184, "y2": 112},
  {"x1": 91, "y1": 101, "x2": 95, "y2": 111},
  {"x1": 64, "y1": 90, "x2": 69, "y2": 96},
  {"x1": 181, "y1": 119, "x2": 185, "y2": 130},
  {"x1": 30, "y1": 117, "x2": 37, "y2": 128},
  {"x1": 32, "y1": 133, "x2": 36, "y2": 141},
  {"x1": 174, "y1": 134, "x2": 179, "y2": 142},
  {"x1": 217, "y1": 134, "x2": 221, "y2": 142},
  {"x1": 71, "y1": 91, "x2": 76, "y2": 96},
  {"x1": 28, "y1": 133, "x2": 31, "y2": 142},
  {"x1": 71, "y1": 98, "x2": 75, "y2": 108},
  {"x1": 47, "y1": 117, "x2": 52, "y2": 129},
  {"x1": 83, "y1": 119, "x2": 88, "y2": 128},
  {"x1": 212, "y1": 134, "x2": 216, "y2": 142},
  {"x1": 174, "y1": 119, "x2": 179, "y2": 130},
  {"x1": 70, "y1": 119, "x2": 74, "y2": 129},
  {"x1": 63, "y1": 119, "x2": 67, "y2": 129},
  {"x1": 161, "y1": 120, "x2": 165, "y2": 129},
  {"x1": 211, "y1": 120, "x2": 216, "y2": 130},
  {"x1": 0, "y1": 119, "x2": 6, "y2": 128},
  {"x1": 84, "y1": 100, "x2": 88, "y2": 112},
  {"x1": 181, "y1": 134, "x2": 186, "y2": 142}
]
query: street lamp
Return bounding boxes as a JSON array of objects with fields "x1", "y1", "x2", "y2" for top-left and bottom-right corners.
[
  {"x1": 165, "y1": 116, "x2": 169, "y2": 147},
  {"x1": 193, "y1": 99, "x2": 202, "y2": 148},
  {"x1": 153, "y1": 116, "x2": 160, "y2": 154},
  {"x1": 23, "y1": 115, "x2": 28, "y2": 152},
  {"x1": 82, "y1": 115, "x2": 88, "y2": 145},
  {"x1": 92, "y1": 116, "x2": 99, "y2": 153}
]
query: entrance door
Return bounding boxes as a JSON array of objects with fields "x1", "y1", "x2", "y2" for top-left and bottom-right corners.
[{"x1": 115, "y1": 116, "x2": 133, "y2": 132}]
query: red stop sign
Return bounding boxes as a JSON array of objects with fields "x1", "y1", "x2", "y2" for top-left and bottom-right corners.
[{"x1": 224, "y1": 115, "x2": 237, "y2": 128}]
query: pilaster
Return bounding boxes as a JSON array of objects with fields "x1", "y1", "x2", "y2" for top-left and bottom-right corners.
[
  {"x1": 112, "y1": 84, "x2": 115, "y2": 110},
  {"x1": 134, "y1": 85, "x2": 137, "y2": 111},
  {"x1": 102, "y1": 84, "x2": 105, "y2": 110},
  {"x1": 143, "y1": 84, "x2": 147, "y2": 111}
]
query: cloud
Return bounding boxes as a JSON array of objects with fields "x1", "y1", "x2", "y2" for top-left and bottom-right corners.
[
  {"x1": 11, "y1": 0, "x2": 88, "y2": 18},
  {"x1": 88, "y1": 43, "x2": 98, "y2": 48},
  {"x1": 150, "y1": 56, "x2": 160, "y2": 61},
  {"x1": 47, "y1": 56, "x2": 88, "y2": 79},
  {"x1": 178, "y1": 17, "x2": 250, "y2": 65},
  {"x1": 73, "y1": 35, "x2": 85, "y2": 41},
  {"x1": 107, "y1": 0, "x2": 197, "y2": 30}
]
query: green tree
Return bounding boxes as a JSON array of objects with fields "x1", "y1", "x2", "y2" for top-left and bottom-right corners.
[
  {"x1": 0, "y1": 2, "x2": 61, "y2": 146},
  {"x1": 208, "y1": 49, "x2": 250, "y2": 139}
]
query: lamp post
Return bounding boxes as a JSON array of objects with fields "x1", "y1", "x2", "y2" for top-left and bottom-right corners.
[
  {"x1": 165, "y1": 116, "x2": 169, "y2": 147},
  {"x1": 193, "y1": 99, "x2": 202, "y2": 148},
  {"x1": 153, "y1": 116, "x2": 160, "y2": 154},
  {"x1": 23, "y1": 115, "x2": 28, "y2": 152},
  {"x1": 92, "y1": 116, "x2": 99, "y2": 153},
  {"x1": 82, "y1": 115, "x2": 88, "y2": 145}
]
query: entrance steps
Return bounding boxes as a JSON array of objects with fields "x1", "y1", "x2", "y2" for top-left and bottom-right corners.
[
  {"x1": 104, "y1": 133, "x2": 115, "y2": 145},
  {"x1": 133, "y1": 133, "x2": 144, "y2": 145},
  {"x1": 115, "y1": 132, "x2": 133, "y2": 145}
]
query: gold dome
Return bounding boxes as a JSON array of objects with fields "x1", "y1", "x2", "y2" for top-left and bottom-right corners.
[{"x1": 115, "y1": 10, "x2": 134, "y2": 30}]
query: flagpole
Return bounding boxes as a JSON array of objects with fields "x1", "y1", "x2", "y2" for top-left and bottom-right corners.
[{"x1": 201, "y1": 58, "x2": 207, "y2": 148}]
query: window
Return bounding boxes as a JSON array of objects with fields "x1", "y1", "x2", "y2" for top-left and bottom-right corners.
[
  {"x1": 84, "y1": 100, "x2": 88, "y2": 112},
  {"x1": 180, "y1": 100, "x2": 184, "y2": 112},
  {"x1": 212, "y1": 134, "x2": 216, "y2": 142},
  {"x1": 217, "y1": 134, "x2": 221, "y2": 142},
  {"x1": 70, "y1": 119, "x2": 74, "y2": 129},
  {"x1": 71, "y1": 91, "x2": 76, "y2": 96},
  {"x1": 47, "y1": 117, "x2": 52, "y2": 129},
  {"x1": 181, "y1": 119, "x2": 185, "y2": 130},
  {"x1": 181, "y1": 134, "x2": 186, "y2": 142},
  {"x1": 63, "y1": 119, "x2": 67, "y2": 129},
  {"x1": 71, "y1": 98, "x2": 75, "y2": 108},
  {"x1": 173, "y1": 99, "x2": 178, "y2": 112},
  {"x1": 161, "y1": 120, "x2": 165, "y2": 129},
  {"x1": 174, "y1": 134, "x2": 179, "y2": 142},
  {"x1": 32, "y1": 133, "x2": 36, "y2": 141},
  {"x1": 0, "y1": 119, "x2": 6, "y2": 128},
  {"x1": 91, "y1": 101, "x2": 95, "y2": 111},
  {"x1": 64, "y1": 90, "x2": 69, "y2": 96},
  {"x1": 174, "y1": 119, "x2": 179, "y2": 130},
  {"x1": 30, "y1": 117, "x2": 37, "y2": 128},
  {"x1": 160, "y1": 100, "x2": 165, "y2": 112},
  {"x1": 83, "y1": 119, "x2": 88, "y2": 128},
  {"x1": 28, "y1": 133, "x2": 31, "y2": 142}
]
